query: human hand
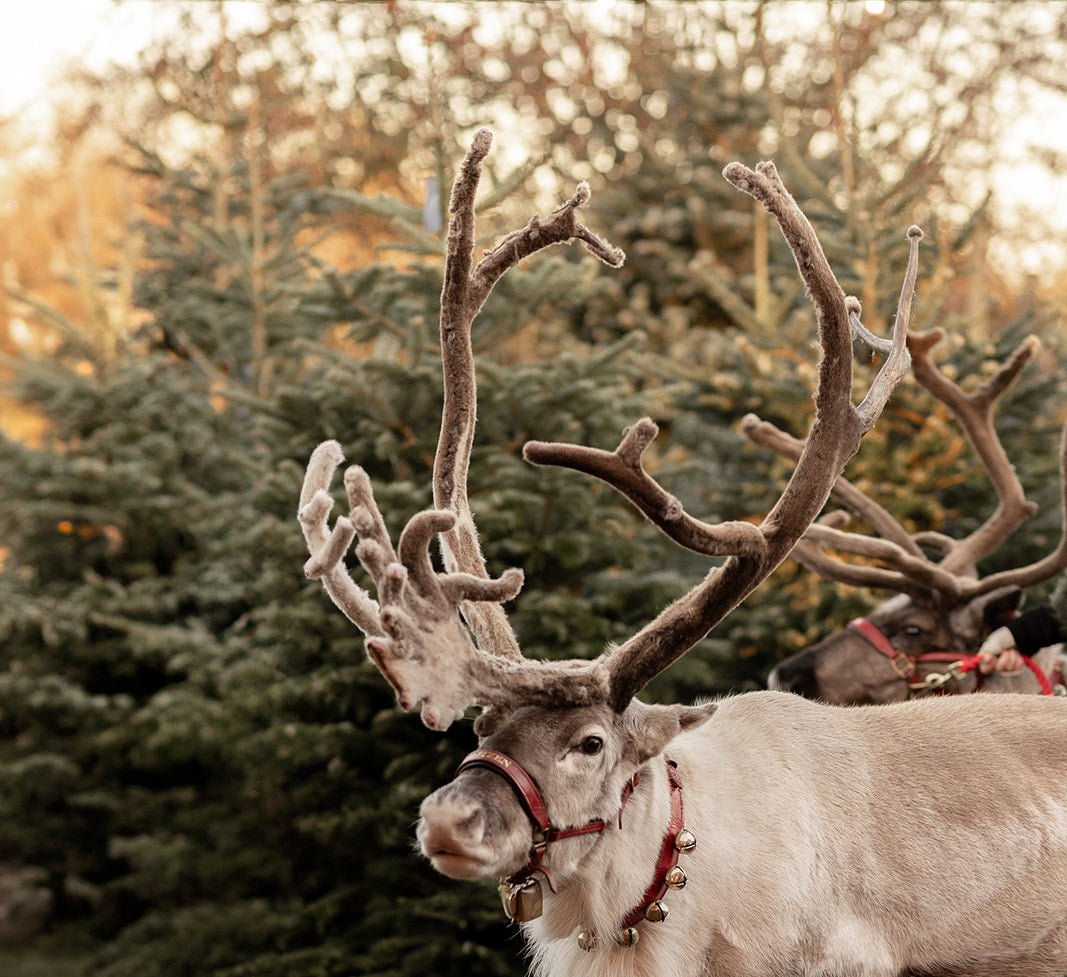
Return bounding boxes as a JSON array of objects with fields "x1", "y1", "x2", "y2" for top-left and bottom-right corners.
[{"x1": 977, "y1": 627, "x2": 1024, "y2": 674}]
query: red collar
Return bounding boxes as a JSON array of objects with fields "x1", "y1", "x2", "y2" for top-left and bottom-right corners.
[{"x1": 620, "y1": 753, "x2": 686, "y2": 930}]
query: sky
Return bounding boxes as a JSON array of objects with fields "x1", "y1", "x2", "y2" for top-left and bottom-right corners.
[
  {"x1": 2, "y1": 1, "x2": 160, "y2": 116},
  {"x1": 2, "y1": 0, "x2": 1067, "y2": 277},
  {"x1": 0, "y1": 0, "x2": 265, "y2": 119}
]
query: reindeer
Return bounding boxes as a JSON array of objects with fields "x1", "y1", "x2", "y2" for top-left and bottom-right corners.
[
  {"x1": 761, "y1": 328, "x2": 1067, "y2": 705},
  {"x1": 298, "y1": 130, "x2": 1067, "y2": 977}
]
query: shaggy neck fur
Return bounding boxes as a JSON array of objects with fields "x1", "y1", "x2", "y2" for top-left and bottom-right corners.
[{"x1": 524, "y1": 751, "x2": 708, "y2": 977}]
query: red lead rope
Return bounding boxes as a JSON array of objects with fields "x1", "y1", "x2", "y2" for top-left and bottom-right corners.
[
  {"x1": 952, "y1": 653, "x2": 1056, "y2": 696},
  {"x1": 848, "y1": 618, "x2": 1056, "y2": 696}
]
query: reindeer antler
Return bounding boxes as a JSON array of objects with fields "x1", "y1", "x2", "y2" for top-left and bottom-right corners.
[
  {"x1": 527, "y1": 162, "x2": 914, "y2": 707},
  {"x1": 301, "y1": 144, "x2": 913, "y2": 725},
  {"x1": 299, "y1": 130, "x2": 620, "y2": 728},
  {"x1": 751, "y1": 318, "x2": 1067, "y2": 604}
]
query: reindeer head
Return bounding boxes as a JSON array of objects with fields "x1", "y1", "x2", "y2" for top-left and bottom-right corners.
[
  {"x1": 417, "y1": 698, "x2": 716, "y2": 887},
  {"x1": 763, "y1": 330, "x2": 1067, "y2": 704},
  {"x1": 298, "y1": 130, "x2": 919, "y2": 938}
]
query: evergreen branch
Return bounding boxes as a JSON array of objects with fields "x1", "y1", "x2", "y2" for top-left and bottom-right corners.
[
  {"x1": 3, "y1": 288, "x2": 101, "y2": 362},
  {"x1": 474, "y1": 146, "x2": 552, "y2": 215}
]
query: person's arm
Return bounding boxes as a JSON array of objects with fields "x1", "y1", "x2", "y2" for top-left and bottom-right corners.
[
  {"x1": 1004, "y1": 604, "x2": 1065, "y2": 656},
  {"x1": 978, "y1": 579, "x2": 1067, "y2": 673}
]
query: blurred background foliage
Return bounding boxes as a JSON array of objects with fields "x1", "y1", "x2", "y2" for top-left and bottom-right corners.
[{"x1": 2, "y1": 2, "x2": 1067, "y2": 975}]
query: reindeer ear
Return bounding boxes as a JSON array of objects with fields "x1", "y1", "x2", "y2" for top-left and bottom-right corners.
[{"x1": 622, "y1": 700, "x2": 717, "y2": 766}]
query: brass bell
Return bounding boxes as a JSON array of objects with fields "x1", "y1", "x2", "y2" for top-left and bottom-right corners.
[
  {"x1": 645, "y1": 900, "x2": 669, "y2": 922},
  {"x1": 616, "y1": 926, "x2": 640, "y2": 947},
  {"x1": 577, "y1": 930, "x2": 600, "y2": 952},
  {"x1": 674, "y1": 829, "x2": 697, "y2": 854},
  {"x1": 500, "y1": 877, "x2": 543, "y2": 922},
  {"x1": 665, "y1": 865, "x2": 687, "y2": 889}
]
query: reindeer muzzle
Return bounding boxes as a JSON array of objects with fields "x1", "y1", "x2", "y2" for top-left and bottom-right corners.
[{"x1": 455, "y1": 748, "x2": 607, "y2": 922}]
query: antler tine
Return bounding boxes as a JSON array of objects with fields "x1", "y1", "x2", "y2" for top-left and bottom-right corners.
[
  {"x1": 909, "y1": 330, "x2": 1040, "y2": 575},
  {"x1": 434, "y1": 127, "x2": 625, "y2": 661},
  {"x1": 594, "y1": 162, "x2": 914, "y2": 708},
  {"x1": 298, "y1": 441, "x2": 383, "y2": 636},
  {"x1": 524, "y1": 417, "x2": 767, "y2": 557},
  {"x1": 960, "y1": 421, "x2": 1067, "y2": 598},
  {"x1": 852, "y1": 226, "x2": 921, "y2": 430}
]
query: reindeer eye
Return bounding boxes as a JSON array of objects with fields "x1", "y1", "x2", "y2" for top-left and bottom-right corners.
[
  {"x1": 903, "y1": 625, "x2": 923, "y2": 638},
  {"x1": 579, "y1": 736, "x2": 603, "y2": 756}
]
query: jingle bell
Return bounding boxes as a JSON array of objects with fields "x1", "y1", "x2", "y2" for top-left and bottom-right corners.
[
  {"x1": 616, "y1": 926, "x2": 640, "y2": 947},
  {"x1": 674, "y1": 829, "x2": 697, "y2": 854},
  {"x1": 500, "y1": 877, "x2": 543, "y2": 922},
  {"x1": 665, "y1": 865, "x2": 688, "y2": 889},
  {"x1": 577, "y1": 930, "x2": 600, "y2": 952},
  {"x1": 644, "y1": 900, "x2": 669, "y2": 922}
]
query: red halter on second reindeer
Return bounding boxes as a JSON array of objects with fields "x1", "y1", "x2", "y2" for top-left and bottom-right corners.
[{"x1": 847, "y1": 617, "x2": 1056, "y2": 696}]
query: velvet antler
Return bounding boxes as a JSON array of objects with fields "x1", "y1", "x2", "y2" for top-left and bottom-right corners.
[
  {"x1": 301, "y1": 144, "x2": 915, "y2": 724},
  {"x1": 749, "y1": 292, "x2": 1067, "y2": 605},
  {"x1": 299, "y1": 130, "x2": 620, "y2": 728}
]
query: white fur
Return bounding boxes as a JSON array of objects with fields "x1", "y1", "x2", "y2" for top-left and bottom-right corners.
[{"x1": 519, "y1": 692, "x2": 1067, "y2": 977}]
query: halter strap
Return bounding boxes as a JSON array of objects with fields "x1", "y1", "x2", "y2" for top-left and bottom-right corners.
[
  {"x1": 456, "y1": 747, "x2": 612, "y2": 891},
  {"x1": 848, "y1": 617, "x2": 916, "y2": 678},
  {"x1": 457, "y1": 748, "x2": 553, "y2": 833}
]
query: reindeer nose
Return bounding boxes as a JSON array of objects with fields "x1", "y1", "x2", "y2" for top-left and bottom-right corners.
[{"x1": 418, "y1": 791, "x2": 485, "y2": 856}]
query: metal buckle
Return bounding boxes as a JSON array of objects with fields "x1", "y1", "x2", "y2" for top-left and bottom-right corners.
[
  {"x1": 891, "y1": 652, "x2": 916, "y2": 680},
  {"x1": 909, "y1": 661, "x2": 964, "y2": 692}
]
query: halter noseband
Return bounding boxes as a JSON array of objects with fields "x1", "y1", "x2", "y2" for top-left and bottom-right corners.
[
  {"x1": 456, "y1": 747, "x2": 612, "y2": 896},
  {"x1": 454, "y1": 747, "x2": 696, "y2": 949}
]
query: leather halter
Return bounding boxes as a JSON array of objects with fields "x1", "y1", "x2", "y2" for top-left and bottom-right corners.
[
  {"x1": 456, "y1": 747, "x2": 622, "y2": 892},
  {"x1": 455, "y1": 747, "x2": 687, "y2": 929},
  {"x1": 848, "y1": 617, "x2": 1056, "y2": 696}
]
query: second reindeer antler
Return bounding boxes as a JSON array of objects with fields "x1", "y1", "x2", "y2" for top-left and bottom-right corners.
[
  {"x1": 749, "y1": 324, "x2": 1067, "y2": 604},
  {"x1": 300, "y1": 140, "x2": 917, "y2": 726}
]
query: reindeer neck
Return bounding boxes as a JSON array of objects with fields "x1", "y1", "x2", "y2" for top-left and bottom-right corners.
[{"x1": 534, "y1": 752, "x2": 678, "y2": 939}]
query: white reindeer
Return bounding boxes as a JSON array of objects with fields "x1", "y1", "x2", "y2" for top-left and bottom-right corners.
[{"x1": 299, "y1": 129, "x2": 1067, "y2": 977}]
